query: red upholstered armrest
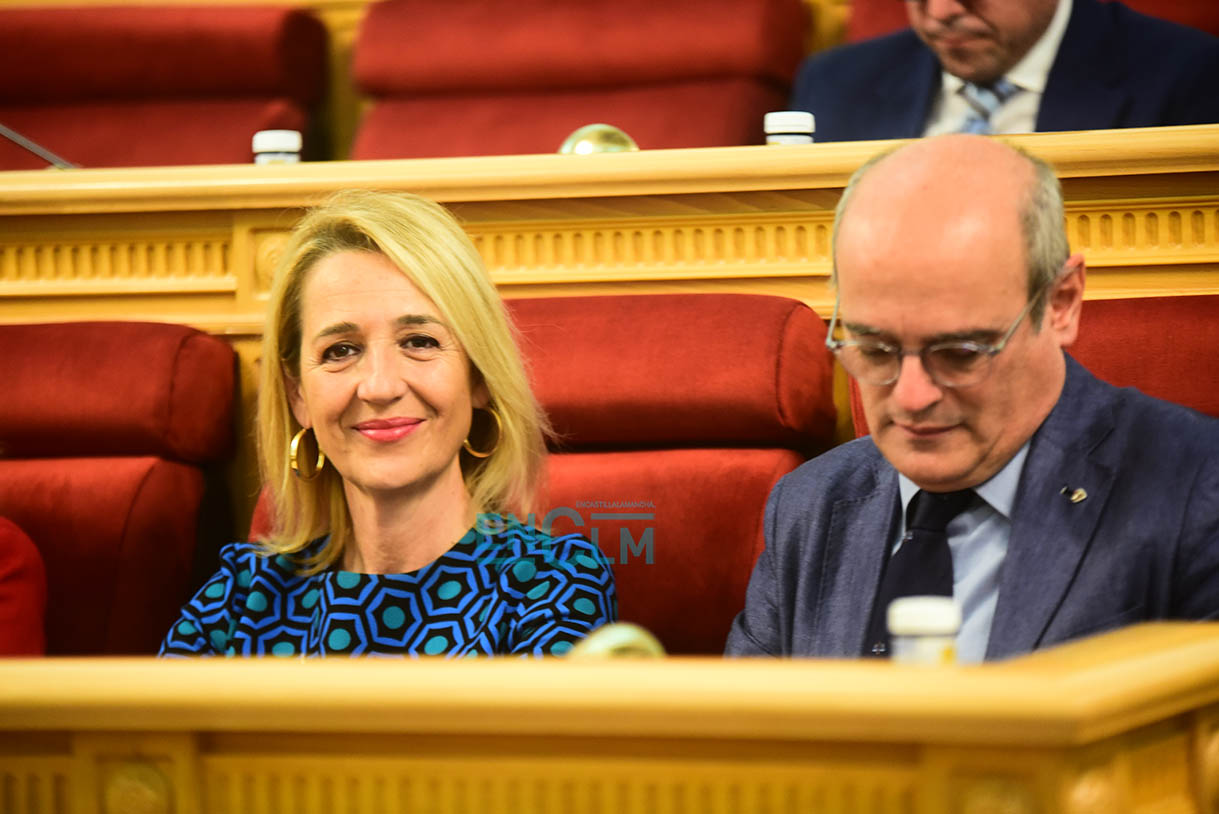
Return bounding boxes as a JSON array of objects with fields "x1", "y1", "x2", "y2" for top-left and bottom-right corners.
[
  {"x1": 0, "y1": 322, "x2": 235, "y2": 463},
  {"x1": 0, "y1": 517, "x2": 46, "y2": 656},
  {"x1": 0, "y1": 6, "x2": 327, "y2": 106},
  {"x1": 0, "y1": 458, "x2": 202, "y2": 654},
  {"x1": 508, "y1": 293, "x2": 837, "y2": 452},
  {"x1": 0, "y1": 322, "x2": 235, "y2": 654},
  {"x1": 355, "y1": 0, "x2": 807, "y2": 94}
]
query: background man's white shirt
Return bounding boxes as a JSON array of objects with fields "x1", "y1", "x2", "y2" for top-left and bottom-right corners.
[{"x1": 923, "y1": 0, "x2": 1073, "y2": 136}]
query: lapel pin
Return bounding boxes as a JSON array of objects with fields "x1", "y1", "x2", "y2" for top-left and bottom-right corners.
[{"x1": 1060, "y1": 486, "x2": 1087, "y2": 504}]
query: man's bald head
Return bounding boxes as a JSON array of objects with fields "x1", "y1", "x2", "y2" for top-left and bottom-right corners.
[
  {"x1": 833, "y1": 135, "x2": 1068, "y2": 323},
  {"x1": 827, "y1": 134, "x2": 1084, "y2": 493}
]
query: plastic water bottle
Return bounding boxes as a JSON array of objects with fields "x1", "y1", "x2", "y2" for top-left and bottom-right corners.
[
  {"x1": 252, "y1": 130, "x2": 302, "y2": 164},
  {"x1": 764, "y1": 111, "x2": 815, "y2": 145},
  {"x1": 888, "y1": 596, "x2": 961, "y2": 665}
]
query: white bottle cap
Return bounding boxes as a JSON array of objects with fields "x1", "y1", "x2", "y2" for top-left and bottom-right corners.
[
  {"x1": 252, "y1": 129, "x2": 302, "y2": 154},
  {"x1": 764, "y1": 110, "x2": 815, "y2": 135},
  {"x1": 888, "y1": 596, "x2": 962, "y2": 637}
]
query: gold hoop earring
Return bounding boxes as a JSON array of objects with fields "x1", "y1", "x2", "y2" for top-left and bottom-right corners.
[
  {"x1": 289, "y1": 427, "x2": 326, "y2": 480},
  {"x1": 463, "y1": 406, "x2": 502, "y2": 459}
]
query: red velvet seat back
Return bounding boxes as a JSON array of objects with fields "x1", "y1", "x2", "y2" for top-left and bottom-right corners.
[
  {"x1": 1068, "y1": 295, "x2": 1219, "y2": 417},
  {"x1": 846, "y1": 0, "x2": 1219, "y2": 42},
  {"x1": 350, "y1": 0, "x2": 809, "y2": 159},
  {"x1": 511, "y1": 293, "x2": 836, "y2": 653},
  {"x1": 0, "y1": 517, "x2": 46, "y2": 656},
  {"x1": 0, "y1": 6, "x2": 327, "y2": 169},
  {"x1": 848, "y1": 295, "x2": 1219, "y2": 437},
  {"x1": 0, "y1": 322, "x2": 236, "y2": 654}
]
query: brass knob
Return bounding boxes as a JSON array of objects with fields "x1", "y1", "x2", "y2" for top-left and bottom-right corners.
[
  {"x1": 558, "y1": 124, "x2": 639, "y2": 155},
  {"x1": 567, "y1": 622, "x2": 665, "y2": 658}
]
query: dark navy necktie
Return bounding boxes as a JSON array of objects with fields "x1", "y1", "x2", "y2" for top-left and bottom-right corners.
[{"x1": 863, "y1": 489, "x2": 974, "y2": 658}]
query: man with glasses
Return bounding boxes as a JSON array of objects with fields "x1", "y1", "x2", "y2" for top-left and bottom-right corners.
[{"x1": 726, "y1": 134, "x2": 1219, "y2": 662}]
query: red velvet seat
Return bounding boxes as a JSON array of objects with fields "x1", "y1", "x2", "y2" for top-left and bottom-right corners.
[
  {"x1": 0, "y1": 518, "x2": 46, "y2": 656},
  {"x1": 0, "y1": 322, "x2": 236, "y2": 654},
  {"x1": 846, "y1": 0, "x2": 1219, "y2": 43},
  {"x1": 0, "y1": 6, "x2": 327, "y2": 169},
  {"x1": 515, "y1": 294, "x2": 836, "y2": 653},
  {"x1": 848, "y1": 295, "x2": 1219, "y2": 436},
  {"x1": 250, "y1": 293, "x2": 837, "y2": 654},
  {"x1": 350, "y1": 0, "x2": 809, "y2": 159}
]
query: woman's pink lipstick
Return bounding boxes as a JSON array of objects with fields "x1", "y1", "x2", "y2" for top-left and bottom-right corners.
[{"x1": 355, "y1": 417, "x2": 422, "y2": 442}]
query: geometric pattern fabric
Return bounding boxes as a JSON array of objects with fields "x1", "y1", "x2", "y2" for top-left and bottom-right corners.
[{"x1": 160, "y1": 520, "x2": 616, "y2": 657}]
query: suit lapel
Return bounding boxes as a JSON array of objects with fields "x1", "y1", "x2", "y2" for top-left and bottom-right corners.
[
  {"x1": 872, "y1": 47, "x2": 940, "y2": 139},
  {"x1": 987, "y1": 357, "x2": 1118, "y2": 659},
  {"x1": 1038, "y1": 0, "x2": 1130, "y2": 131},
  {"x1": 815, "y1": 470, "x2": 900, "y2": 657}
]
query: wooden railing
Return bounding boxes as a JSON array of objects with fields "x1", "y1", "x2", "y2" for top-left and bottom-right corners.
[{"x1": 1, "y1": 623, "x2": 1218, "y2": 813}]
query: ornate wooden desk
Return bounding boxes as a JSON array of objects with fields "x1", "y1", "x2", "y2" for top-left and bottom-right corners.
[{"x1": 1, "y1": 623, "x2": 1218, "y2": 813}]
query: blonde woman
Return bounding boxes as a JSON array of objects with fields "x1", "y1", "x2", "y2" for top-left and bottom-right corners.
[{"x1": 163, "y1": 191, "x2": 615, "y2": 656}]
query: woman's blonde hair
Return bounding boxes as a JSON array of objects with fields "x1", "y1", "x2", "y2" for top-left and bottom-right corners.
[{"x1": 257, "y1": 189, "x2": 549, "y2": 572}]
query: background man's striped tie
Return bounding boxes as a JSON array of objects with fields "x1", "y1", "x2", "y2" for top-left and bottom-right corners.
[{"x1": 958, "y1": 78, "x2": 1021, "y2": 134}]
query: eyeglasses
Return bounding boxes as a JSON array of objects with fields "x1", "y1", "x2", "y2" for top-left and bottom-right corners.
[{"x1": 825, "y1": 282, "x2": 1050, "y2": 389}]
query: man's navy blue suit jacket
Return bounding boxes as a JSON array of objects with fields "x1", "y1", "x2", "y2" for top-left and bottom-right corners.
[
  {"x1": 789, "y1": 0, "x2": 1219, "y2": 141},
  {"x1": 725, "y1": 356, "x2": 1219, "y2": 660}
]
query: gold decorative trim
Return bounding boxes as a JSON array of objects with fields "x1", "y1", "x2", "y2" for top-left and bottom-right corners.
[
  {"x1": 252, "y1": 229, "x2": 292, "y2": 294},
  {"x1": 0, "y1": 237, "x2": 232, "y2": 295},
  {"x1": 201, "y1": 755, "x2": 917, "y2": 813},
  {"x1": 0, "y1": 757, "x2": 72, "y2": 814},
  {"x1": 471, "y1": 215, "x2": 833, "y2": 284},
  {"x1": 1067, "y1": 205, "x2": 1219, "y2": 261}
]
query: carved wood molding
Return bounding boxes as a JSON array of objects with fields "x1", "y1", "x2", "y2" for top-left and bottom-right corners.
[
  {"x1": 0, "y1": 235, "x2": 233, "y2": 297},
  {"x1": 1067, "y1": 205, "x2": 1219, "y2": 262},
  {"x1": 5, "y1": 202, "x2": 1215, "y2": 307},
  {"x1": 470, "y1": 214, "x2": 835, "y2": 284}
]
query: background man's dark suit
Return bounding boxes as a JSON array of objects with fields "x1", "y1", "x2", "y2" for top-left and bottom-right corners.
[
  {"x1": 725, "y1": 356, "x2": 1219, "y2": 659},
  {"x1": 790, "y1": 0, "x2": 1219, "y2": 141}
]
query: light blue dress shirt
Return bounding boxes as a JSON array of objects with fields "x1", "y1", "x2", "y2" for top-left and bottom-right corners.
[{"x1": 895, "y1": 442, "x2": 1030, "y2": 663}]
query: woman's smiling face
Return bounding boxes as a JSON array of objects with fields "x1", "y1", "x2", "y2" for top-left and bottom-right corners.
[{"x1": 287, "y1": 250, "x2": 484, "y2": 500}]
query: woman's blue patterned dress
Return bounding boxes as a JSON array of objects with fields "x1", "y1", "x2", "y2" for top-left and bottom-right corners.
[{"x1": 160, "y1": 522, "x2": 616, "y2": 657}]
